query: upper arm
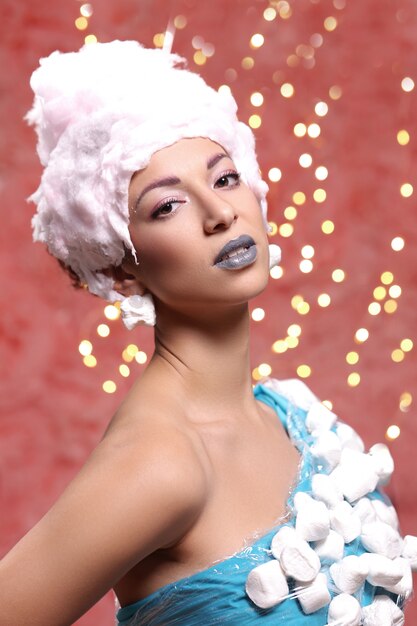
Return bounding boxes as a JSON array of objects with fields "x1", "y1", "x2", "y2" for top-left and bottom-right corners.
[{"x1": 0, "y1": 429, "x2": 206, "y2": 626}]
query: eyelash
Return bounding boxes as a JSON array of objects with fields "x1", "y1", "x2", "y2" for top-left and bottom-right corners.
[
  {"x1": 214, "y1": 170, "x2": 241, "y2": 188},
  {"x1": 150, "y1": 170, "x2": 241, "y2": 219},
  {"x1": 151, "y1": 197, "x2": 184, "y2": 220}
]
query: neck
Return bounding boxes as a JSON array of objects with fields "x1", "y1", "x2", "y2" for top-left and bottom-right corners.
[{"x1": 147, "y1": 301, "x2": 257, "y2": 419}]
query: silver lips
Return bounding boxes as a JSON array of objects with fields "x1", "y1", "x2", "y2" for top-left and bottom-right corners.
[{"x1": 214, "y1": 234, "x2": 257, "y2": 270}]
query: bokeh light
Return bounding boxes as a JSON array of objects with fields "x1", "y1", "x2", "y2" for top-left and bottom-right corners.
[
  {"x1": 252, "y1": 307, "x2": 265, "y2": 321},
  {"x1": 268, "y1": 167, "x2": 282, "y2": 182},
  {"x1": 102, "y1": 380, "x2": 117, "y2": 394},
  {"x1": 391, "y1": 237, "x2": 405, "y2": 251},
  {"x1": 79, "y1": 340, "x2": 93, "y2": 356},
  {"x1": 332, "y1": 269, "x2": 345, "y2": 282},
  {"x1": 97, "y1": 324, "x2": 110, "y2": 337},
  {"x1": 299, "y1": 153, "x2": 313, "y2": 168},
  {"x1": 401, "y1": 77, "x2": 415, "y2": 92},
  {"x1": 250, "y1": 33, "x2": 264, "y2": 48},
  {"x1": 400, "y1": 183, "x2": 413, "y2": 197},
  {"x1": 281, "y1": 82, "x2": 295, "y2": 97},
  {"x1": 386, "y1": 425, "x2": 401, "y2": 440},
  {"x1": 321, "y1": 220, "x2": 335, "y2": 234}
]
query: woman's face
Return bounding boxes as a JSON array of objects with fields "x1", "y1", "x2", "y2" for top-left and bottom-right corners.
[{"x1": 126, "y1": 137, "x2": 270, "y2": 315}]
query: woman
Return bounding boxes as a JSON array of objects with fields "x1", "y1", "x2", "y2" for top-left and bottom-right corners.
[{"x1": 1, "y1": 41, "x2": 413, "y2": 625}]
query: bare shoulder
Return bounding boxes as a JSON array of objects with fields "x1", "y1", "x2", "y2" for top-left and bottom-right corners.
[
  {"x1": 100, "y1": 404, "x2": 209, "y2": 528},
  {"x1": 79, "y1": 394, "x2": 208, "y2": 564},
  {"x1": 0, "y1": 399, "x2": 208, "y2": 625}
]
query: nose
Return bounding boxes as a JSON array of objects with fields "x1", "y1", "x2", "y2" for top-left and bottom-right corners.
[{"x1": 201, "y1": 190, "x2": 237, "y2": 234}]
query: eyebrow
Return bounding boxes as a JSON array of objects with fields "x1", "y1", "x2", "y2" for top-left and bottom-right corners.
[
  {"x1": 207, "y1": 152, "x2": 228, "y2": 169},
  {"x1": 134, "y1": 152, "x2": 229, "y2": 210},
  {"x1": 134, "y1": 176, "x2": 180, "y2": 209}
]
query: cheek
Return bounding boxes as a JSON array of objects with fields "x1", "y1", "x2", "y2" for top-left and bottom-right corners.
[{"x1": 130, "y1": 223, "x2": 202, "y2": 289}]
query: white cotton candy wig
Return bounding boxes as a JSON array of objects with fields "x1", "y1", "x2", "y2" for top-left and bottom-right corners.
[{"x1": 27, "y1": 40, "x2": 269, "y2": 302}]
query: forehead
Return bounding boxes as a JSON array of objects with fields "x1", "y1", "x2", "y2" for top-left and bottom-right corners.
[
  {"x1": 132, "y1": 137, "x2": 230, "y2": 182},
  {"x1": 153, "y1": 136, "x2": 226, "y2": 162}
]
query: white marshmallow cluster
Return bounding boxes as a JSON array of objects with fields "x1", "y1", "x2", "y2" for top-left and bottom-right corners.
[{"x1": 246, "y1": 380, "x2": 414, "y2": 624}]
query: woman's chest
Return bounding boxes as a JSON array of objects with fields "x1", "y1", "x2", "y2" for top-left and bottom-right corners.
[
  {"x1": 193, "y1": 418, "x2": 300, "y2": 535},
  {"x1": 119, "y1": 417, "x2": 301, "y2": 603}
]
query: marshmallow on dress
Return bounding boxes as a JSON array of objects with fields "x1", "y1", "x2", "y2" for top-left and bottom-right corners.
[
  {"x1": 310, "y1": 431, "x2": 342, "y2": 470},
  {"x1": 280, "y1": 540, "x2": 321, "y2": 583},
  {"x1": 329, "y1": 501, "x2": 362, "y2": 544},
  {"x1": 271, "y1": 525, "x2": 298, "y2": 559},
  {"x1": 361, "y1": 594, "x2": 405, "y2": 626},
  {"x1": 245, "y1": 559, "x2": 289, "y2": 609},
  {"x1": 353, "y1": 497, "x2": 377, "y2": 525},
  {"x1": 368, "y1": 443, "x2": 394, "y2": 486},
  {"x1": 306, "y1": 402, "x2": 337, "y2": 433},
  {"x1": 382, "y1": 557, "x2": 413, "y2": 598},
  {"x1": 360, "y1": 521, "x2": 403, "y2": 559},
  {"x1": 330, "y1": 448, "x2": 379, "y2": 503},
  {"x1": 326, "y1": 593, "x2": 362, "y2": 626},
  {"x1": 296, "y1": 573, "x2": 331, "y2": 614},
  {"x1": 401, "y1": 534, "x2": 417, "y2": 570},
  {"x1": 311, "y1": 473, "x2": 344, "y2": 509},
  {"x1": 263, "y1": 378, "x2": 319, "y2": 412},
  {"x1": 294, "y1": 492, "x2": 330, "y2": 542},
  {"x1": 371, "y1": 498, "x2": 399, "y2": 529},
  {"x1": 329, "y1": 555, "x2": 369, "y2": 594},
  {"x1": 313, "y1": 530, "x2": 345, "y2": 564},
  {"x1": 335, "y1": 422, "x2": 365, "y2": 453},
  {"x1": 248, "y1": 379, "x2": 412, "y2": 618},
  {"x1": 359, "y1": 552, "x2": 403, "y2": 587}
]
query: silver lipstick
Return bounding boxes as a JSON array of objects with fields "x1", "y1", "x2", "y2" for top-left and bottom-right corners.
[{"x1": 214, "y1": 234, "x2": 257, "y2": 270}]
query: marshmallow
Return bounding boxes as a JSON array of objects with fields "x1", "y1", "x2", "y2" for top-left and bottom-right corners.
[
  {"x1": 311, "y1": 431, "x2": 342, "y2": 470},
  {"x1": 382, "y1": 557, "x2": 413, "y2": 598},
  {"x1": 296, "y1": 573, "x2": 331, "y2": 614},
  {"x1": 263, "y1": 378, "x2": 319, "y2": 412},
  {"x1": 368, "y1": 443, "x2": 394, "y2": 485},
  {"x1": 330, "y1": 448, "x2": 379, "y2": 503},
  {"x1": 336, "y1": 422, "x2": 365, "y2": 453},
  {"x1": 371, "y1": 498, "x2": 399, "y2": 530},
  {"x1": 245, "y1": 559, "x2": 289, "y2": 609},
  {"x1": 294, "y1": 492, "x2": 330, "y2": 542},
  {"x1": 361, "y1": 594, "x2": 405, "y2": 626},
  {"x1": 306, "y1": 401, "x2": 337, "y2": 433},
  {"x1": 361, "y1": 521, "x2": 403, "y2": 559},
  {"x1": 330, "y1": 501, "x2": 362, "y2": 543},
  {"x1": 401, "y1": 534, "x2": 417, "y2": 570},
  {"x1": 329, "y1": 555, "x2": 368, "y2": 594},
  {"x1": 362, "y1": 616, "x2": 391, "y2": 626},
  {"x1": 280, "y1": 539, "x2": 321, "y2": 583},
  {"x1": 271, "y1": 525, "x2": 297, "y2": 559},
  {"x1": 314, "y1": 530, "x2": 345, "y2": 564},
  {"x1": 353, "y1": 498, "x2": 377, "y2": 525},
  {"x1": 326, "y1": 593, "x2": 361, "y2": 626},
  {"x1": 268, "y1": 244, "x2": 281, "y2": 269},
  {"x1": 293, "y1": 491, "x2": 314, "y2": 511},
  {"x1": 359, "y1": 552, "x2": 403, "y2": 587},
  {"x1": 312, "y1": 473, "x2": 344, "y2": 509}
]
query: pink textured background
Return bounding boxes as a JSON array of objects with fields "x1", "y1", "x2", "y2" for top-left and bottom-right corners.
[{"x1": 0, "y1": 0, "x2": 416, "y2": 623}]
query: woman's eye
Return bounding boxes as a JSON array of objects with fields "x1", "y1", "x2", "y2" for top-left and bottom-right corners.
[
  {"x1": 214, "y1": 171, "x2": 241, "y2": 189},
  {"x1": 152, "y1": 199, "x2": 183, "y2": 219}
]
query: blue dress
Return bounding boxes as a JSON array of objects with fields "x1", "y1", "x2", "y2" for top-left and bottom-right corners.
[{"x1": 116, "y1": 382, "x2": 406, "y2": 625}]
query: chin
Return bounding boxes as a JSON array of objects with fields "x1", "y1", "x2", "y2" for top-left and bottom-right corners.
[
  {"x1": 230, "y1": 267, "x2": 270, "y2": 303},
  {"x1": 248, "y1": 278, "x2": 269, "y2": 300}
]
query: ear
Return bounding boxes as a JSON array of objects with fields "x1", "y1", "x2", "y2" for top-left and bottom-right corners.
[{"x1": 102, "y1": 265, "x2": 146, "y2": 297}]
